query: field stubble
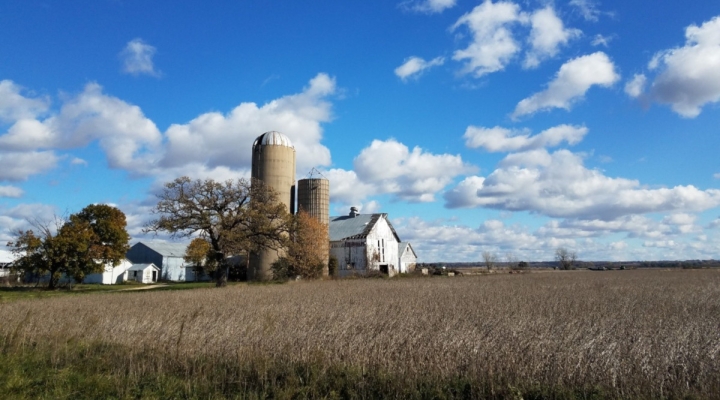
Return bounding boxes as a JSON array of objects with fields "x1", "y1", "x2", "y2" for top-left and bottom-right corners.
[{"x1": 1, "y1": 270, "x2": 719, "y2": 398}]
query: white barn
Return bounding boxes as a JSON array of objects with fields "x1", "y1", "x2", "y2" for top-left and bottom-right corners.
[
  {"x1": 329, "y1": 208, "x2": 403, "y2": 277},
  {"x1": 126, "y1": 242, "x2": 207, "y2": 282}
]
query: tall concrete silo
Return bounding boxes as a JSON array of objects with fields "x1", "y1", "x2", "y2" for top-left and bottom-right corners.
[
  {"x1": 297, "y1": 176, "x2": 330, "y2": 226},
  {"x1": 249, "y1": 131, "x2": 296, "y2": 281},
  {"x1": 297, "y1": 173, "x2": 330, "y2": 276}
]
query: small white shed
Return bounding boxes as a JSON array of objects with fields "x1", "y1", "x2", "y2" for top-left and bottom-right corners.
[
  {"x1": 398, "y1": 242, "x2": 417, "y2": 273},
  {"x1": 127, "y1": 263, "x2": 160, "y2": 284}
]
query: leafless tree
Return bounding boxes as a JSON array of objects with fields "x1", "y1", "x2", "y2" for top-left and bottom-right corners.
[
  {"x1": 555, "y1": 247, "x2": 577, "y2": 270},
  {"x1": 482, "y1": 251, "x2": 497, "y2": 270}
]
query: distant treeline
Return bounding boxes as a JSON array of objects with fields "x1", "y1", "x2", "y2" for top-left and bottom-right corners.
[{"x1": 421, "y1": 259, "x2": 720, "y2": 270}]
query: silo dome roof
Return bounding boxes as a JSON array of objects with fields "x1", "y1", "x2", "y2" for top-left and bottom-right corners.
[{"x1": 253, "y1": 131, "x2": 294, "y2": 149}]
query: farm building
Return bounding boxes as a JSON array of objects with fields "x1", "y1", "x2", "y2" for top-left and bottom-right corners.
[
  {"x1": 126, "y1": 242, "x2": 208, "y2": 282},
  {"x1": 126, "y1": 263, "x2": 160, "y2": 284},
  {"x1": 398, "y1": 242, "x2": 417, "y2": 273},
  {"x1": 329, "y1": 208, "x2": 406, "y2": 277},
  {"x1": 83, "y1": 259, "x2": 134, "y2": 284},
  {"x1": 0, "y1": 262, "x2": 12, "y2": 278}
]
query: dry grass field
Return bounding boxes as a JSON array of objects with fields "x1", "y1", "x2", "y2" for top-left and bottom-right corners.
[{"x1": 2, "y1": 270, "x2": 719, "y2": 399}]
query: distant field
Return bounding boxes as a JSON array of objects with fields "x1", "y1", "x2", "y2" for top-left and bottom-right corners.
[{"x1": 2, "y1": 270, "x2": 719, "y2": 399}]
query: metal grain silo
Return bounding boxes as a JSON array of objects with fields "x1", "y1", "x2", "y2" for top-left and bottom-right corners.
[
  {"x1": 249, "y1": 131, "x2": 296, "y2": 281},
  {"x1": 297, "y1": 174, "x2": 330, "y2": 276}
]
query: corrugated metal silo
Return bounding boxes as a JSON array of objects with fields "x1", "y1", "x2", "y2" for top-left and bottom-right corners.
[
  {"x1": 298, "y1": 176, "x2": 330, "y2": 276},
  {"x1": 249, "y1": 131, "x2": 296, "y2": 281}
]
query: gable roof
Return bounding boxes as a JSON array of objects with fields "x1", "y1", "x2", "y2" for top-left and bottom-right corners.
[
  {"x1": 399, "y1": 242, "x2": 417, "y2": 258},
  {"x1": 329, "y1": 213, "x2": 401, "y2": 242},
  {"x1": 128, "y1": 263, "x2": 160, "y2": 271},
  {"x1": 133, "y1": 242, "x2": 188, "y2": 257}
]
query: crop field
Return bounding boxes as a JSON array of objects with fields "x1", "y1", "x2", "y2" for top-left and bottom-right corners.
[{"x1": 1, "y1": 270, "x2": 719, "y2": 399}]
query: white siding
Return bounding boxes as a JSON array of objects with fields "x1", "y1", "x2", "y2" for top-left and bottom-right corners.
[
  {"x1": 84, "y1": 260, "x2": 133, "y2": 284},
  {"x1": 399, "y1": 245, "x2": 417, "y2": 273},
  {"x1": 330, "y1": 216, "x2": 399, "y2": 277}
]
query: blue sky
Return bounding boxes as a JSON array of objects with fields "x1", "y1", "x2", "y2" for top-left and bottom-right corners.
[{"x1": 1, "y1": 0, "x2": 720, "y2": 262}]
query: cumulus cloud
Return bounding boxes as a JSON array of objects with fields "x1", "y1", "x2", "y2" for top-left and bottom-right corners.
[
  {"x1": 0, "y1": 74, "x2": 335, "y2": 182},
  {"x1": 325, "y1": 139, "x2": 475, "y2": 205},
  {"x1": 463, "y1": 124, "x2": 587, "y2": 152},
  {"x1": 523, "y1": 7, "x2": 581, "y2": 69},
  {"x1": 401, "y1": 0, "x2": 456, "y2": 13},
  {"x1": 160, "y1": 73, "x2": 335, "y2": 176},
  {"x1": 646, "y1": 15, "x2": 720, "y2": 117},
  {"x1": 624, "y1": 74, "x2": 647, "y2": 98},
  {"x1": 512, "y1": 52, "x2": 619, "y2": 118},
  {"x1": 353, "y1": 139, "x2": 476, "y2": 202},
  {"x1": 451, "y1": 0, "x2": 525, "y2": 77},
  {"x1": 569, "y1": 0, "x2": 601, "y2": 22},
  {"x1": 395, "y1": 56, "x2": 445, "y2": 81},
  {"x1": 120, "y1": 38, "x2": 160, "y2": 77},
  {"x1": 0, "y1": 185, "x2": 23, "y2": 198},
  {"x1": 0, "y1": 82, "x2": 162, "y2": 174},
  {"x1": 0, "y1": 151, "x2": 59, "y2": 181},
  {"x1": 444, "y1": 148, "x2": 720, "y2": 220},
  {"x1": 0, "y1": 80, "x2": 49, "y2": 123}
]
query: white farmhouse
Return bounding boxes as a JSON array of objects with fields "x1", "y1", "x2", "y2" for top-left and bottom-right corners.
[{"x1": 329, "y1": 208, "x2": 404, "y2": 277}]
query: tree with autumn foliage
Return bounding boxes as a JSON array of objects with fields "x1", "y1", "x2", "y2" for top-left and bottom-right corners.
[
  {"x1": 183, "y1": 237, "x2": 217, "y2": 281},
  {"x1": 145, "y1": 176, "x2": 290, "y2": 286},
  {"x1": 7, "y1": 204, "x2": 130, "y2": 289},
  {"x1": 273, "y1": 210, "x2": 329, "y2": 280}
]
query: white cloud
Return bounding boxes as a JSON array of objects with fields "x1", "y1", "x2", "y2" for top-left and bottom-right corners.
[
  {"x1": 624, "y1": 74, "x2": 647, "y2": 98},
  {"x1": 444, "y1": 148, "x2": 720, "y2": 220},
  {"x1": 353, "y1": 139, "x2": 476, "y2": 202},
  {"x1": 160, "y1": 73, "x2": 335, "y2": 176},
  {"x1": 324, "y1": 139, "x2": 475, "y2": 205},
  {"x1": 360, "y1": 200, "x2": 381, "y2": 214},
  {"x1": 0, "y1": 185, "x2": 23, "y2": 198},
  {"x1": 714, "y1": 173, "x2": 720, "y2": 179},
  {"x1": 0, "y1": 74, "x2": 335, "y2": 182},
  {"x1": 401, "y1": 0, "x2": 456, "y2": 13},
  {"x1": 0, "y1": 151, "x2": 59, "y2": 181},
  {"x1": 323, "y1": 168, "x2": 376, "y2": 206},
  {"x1": 451, "y1": 0, "x2": 525, "y2": 77},
  {"x1": 591, "y1": 34, "x2": 613, "y2": 47},
  {"x1": 0, "y1": 80, "x2": 49, "y2": 123},
  {"x1": 523, "y1": 7, "x2": 581, "y2": 69},
  {"x1": 395, "y1": 56, "x2": 445, "y2": 81},
  {"x1": 463, "y1": 124, "x2": 587, "y2": 152},
  {"x1": 569, "y1": 0, "x2": 600, "y2": 22},
  {"x1": 71, "y1": 157, "x2": 88, "y2": 166},
  {"x1": 120, "y1": 38, "x2": 160, "y2": 77},
  {"x1": 646, "y1": 16, "x2": 720, "y2": 118},
  {"x1": 512, "y1": 52, "x2": 619, "y2": 118}
]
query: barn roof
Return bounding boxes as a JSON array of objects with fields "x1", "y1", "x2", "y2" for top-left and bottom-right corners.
[
  {"x1": 399, "y1": 242, "x2": 417, "y2": 258},
  {"x1": 328, "y1": 213, "x2": 401, "y2": 242},
  {"x1": 133, "y1": 242, "x2": 188, "y2": 257},
  {"x1": 128, "y1": 263, "x2": 160, "y2": 271}
]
